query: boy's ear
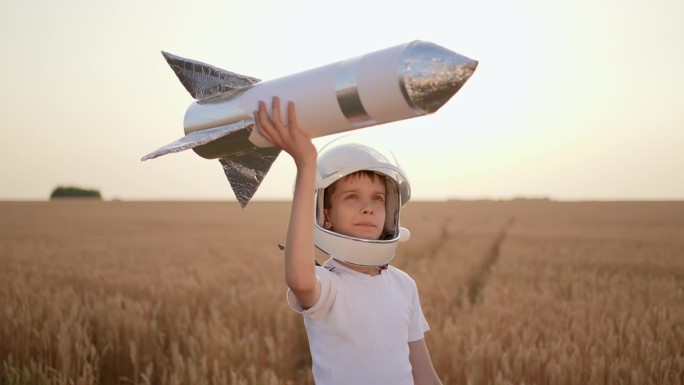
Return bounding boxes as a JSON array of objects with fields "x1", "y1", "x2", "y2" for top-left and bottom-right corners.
[{"x1": 323, "y1": 209, "x2": 332, "y2": 229}]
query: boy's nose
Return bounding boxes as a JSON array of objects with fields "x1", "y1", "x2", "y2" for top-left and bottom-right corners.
[{"x1": 360, "y1": 201, "x2": 374, "y2": 214}]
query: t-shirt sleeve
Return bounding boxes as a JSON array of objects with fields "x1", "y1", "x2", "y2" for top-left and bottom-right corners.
[
  {"x1": 407, "y1": 281, "x2": 430, "y2": 342},
  {"x1": 286, "y1": 266, "x2": 336, "y2": 319}
]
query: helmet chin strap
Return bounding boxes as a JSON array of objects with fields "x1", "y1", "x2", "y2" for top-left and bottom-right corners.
[{"x1": 333, "y1": 257, "x2": 389, "y2": 275}]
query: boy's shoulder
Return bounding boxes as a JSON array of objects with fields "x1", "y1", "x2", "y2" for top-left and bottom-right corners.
[
  {"x1": 385, "y1": 266, "x2": 421, "y2": 300},
  {"x1": 387, "y1": 264, "x2": 415, "y2": 281}
]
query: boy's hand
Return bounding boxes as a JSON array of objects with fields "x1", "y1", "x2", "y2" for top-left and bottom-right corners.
[{"x1": 255, "y1": 96, "x2": 317, "y2": 168}]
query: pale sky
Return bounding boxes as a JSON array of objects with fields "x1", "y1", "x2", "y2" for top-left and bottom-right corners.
[{"x1": 1, "y1": 0, "x2": 682, "y2": 202}]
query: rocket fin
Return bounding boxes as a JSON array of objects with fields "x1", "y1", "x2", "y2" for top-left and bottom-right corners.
[
  {"x1": 141, "y1": 119, "x2": 253, "y2": 161},
  {"x1": 219, "y1": 148, "x2": 281, "y2": 208},
  {"x1": 161, "y1": 51, "x2": 261, "y2": 100}
]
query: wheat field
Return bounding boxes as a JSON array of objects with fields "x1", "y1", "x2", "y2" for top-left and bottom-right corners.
[{"x1": 1, "y1": 200, "x2": 683, "y2": 385}]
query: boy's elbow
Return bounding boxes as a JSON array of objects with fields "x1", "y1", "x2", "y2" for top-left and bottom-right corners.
[
  {"x1": 286, "y1": 275, "x2": 317, "y2": 294},
  {"x1": 287, "y1": 276, "x2": 320, "y2": 309},
  {"x1": 285, "y1": 262, "x2": 317, "y2": 292}
]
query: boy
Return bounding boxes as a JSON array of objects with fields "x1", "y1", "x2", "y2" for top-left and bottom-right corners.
[{"x1": 255, "y1": 96, "x2": 441, "y2": 385}]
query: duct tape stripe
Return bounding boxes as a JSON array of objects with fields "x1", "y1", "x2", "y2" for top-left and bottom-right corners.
[{"x1": 335, "y1": 57, "x2": 375, "y2": 128}]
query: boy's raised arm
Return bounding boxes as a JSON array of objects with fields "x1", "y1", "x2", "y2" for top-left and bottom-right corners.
[{"x1": 255, "y1": 97, "x2": 320, "y2": 308}]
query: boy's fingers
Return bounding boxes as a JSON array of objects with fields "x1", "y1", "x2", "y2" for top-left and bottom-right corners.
[
  {"x1": 257, "y1": 101, "x2": 270, "y2": 127},
  {"x1": 271, "y1": 96, "x2": 283, "y2": 128},
  {"x1": 255, "y1": 97, "x2": 307, "y2": 150},
  {"x1": 287, "y1": 101, "x2": 298, "y2": 130},
  {"x1": 256, "y1": 103, "x2": 280, "y2": 145},
  {"x1": 254, "y1": 111, "x2": 270, "y2": 139}
]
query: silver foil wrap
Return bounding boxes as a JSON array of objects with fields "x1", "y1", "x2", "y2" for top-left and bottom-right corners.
[
  {"x1": 219, "y1": 147, "x2": 281, "y2": 208},
  {"x1": 399, "y1": 41, "x2": 478, "y2": 114},
  {"x1": 162, "y1": 52, "x2": 260, "y2": 100},
  {"x1": 141, "y1": 119, "x2": 253, "y2": 161}
]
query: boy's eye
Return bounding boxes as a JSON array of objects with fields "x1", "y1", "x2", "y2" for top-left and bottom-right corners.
[
  {"x1": 373, "y1": 195, "x2": 385, "y2": 202},
  {"x1": 345, "y1": 194, "x2": 358, "y2": 200}
]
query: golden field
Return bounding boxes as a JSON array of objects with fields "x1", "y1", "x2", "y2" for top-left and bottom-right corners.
[{"x1": 1, "y1": 200, "x2": 683, "y2": 385}]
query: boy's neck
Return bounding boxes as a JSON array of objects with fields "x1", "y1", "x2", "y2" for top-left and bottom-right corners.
[{"x1": 334, "y1": 259, "x2": 383, "y2": 276}]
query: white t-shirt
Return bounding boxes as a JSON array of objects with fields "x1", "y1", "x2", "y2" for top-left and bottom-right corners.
[{"x1": 287, "y1": 258, "x2": 430, "y2": 385}]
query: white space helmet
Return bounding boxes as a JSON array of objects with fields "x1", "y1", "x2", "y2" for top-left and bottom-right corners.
[{"x1": 314, "y1": 136, "x2": 411, "y2": 267}]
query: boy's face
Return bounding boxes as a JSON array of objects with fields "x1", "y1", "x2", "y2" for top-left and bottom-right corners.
[{"x1": 323, "y1": 174, "x2": 387, "y2": 240}]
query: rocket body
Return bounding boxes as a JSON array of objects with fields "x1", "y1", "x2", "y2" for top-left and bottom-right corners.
[{"x1": 143, "y1": 40, "x2": 478, "y2": 206}]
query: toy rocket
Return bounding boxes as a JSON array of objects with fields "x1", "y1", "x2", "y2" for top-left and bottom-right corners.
[{"x1": 142, "y1": 40, "x2": 478, "y2": 207}]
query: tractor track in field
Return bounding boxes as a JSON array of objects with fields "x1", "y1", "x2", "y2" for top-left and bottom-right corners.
[{"x1": 467, "y1": 217, "x2": 515, "y2": 306}]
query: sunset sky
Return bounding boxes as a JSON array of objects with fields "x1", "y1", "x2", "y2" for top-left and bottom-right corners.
[{"x1": 1, "y1": 0, "x2": 682, "y2": 202}]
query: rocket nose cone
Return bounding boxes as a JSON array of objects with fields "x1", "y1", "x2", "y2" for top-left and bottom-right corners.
[{"x1": 399, "y1": 41, "x2": 478, "y2": 114}]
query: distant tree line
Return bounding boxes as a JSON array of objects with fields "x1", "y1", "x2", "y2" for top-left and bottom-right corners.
[{"x1": 50, "y1": 186, "x2": 102, "y2": 200}]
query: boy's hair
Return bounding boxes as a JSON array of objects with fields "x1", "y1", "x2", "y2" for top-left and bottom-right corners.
[{"x1": 323, "y1": 170, "x2": 381, "y2": 210}]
